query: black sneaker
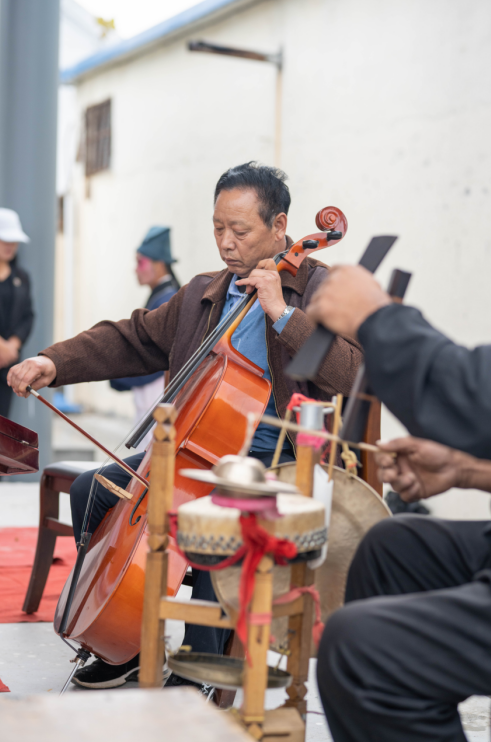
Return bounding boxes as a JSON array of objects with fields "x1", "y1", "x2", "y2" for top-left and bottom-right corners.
[
  {"x1": 165, "y1": 672, "x2": 215, "y2": 701},
  {"x1": 72, "y1": 654, "x2": 140, "y2": 689}
]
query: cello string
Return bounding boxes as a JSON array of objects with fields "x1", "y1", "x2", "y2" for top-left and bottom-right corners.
[
  {"x1": 77, "y1": 250, "x2": 291, "y2": 537},
  {"x1": 128, "y1": 251, "x2": 289, "y2": 446},
  {"x1": 53, "y1": 229, "x2": 342, "y2": 630},
  {"x1": 126, "y1": 250, "x2": 289, "y2": 449},
  {"x1": 126, "y1": 292, "x2": 256, "y2": 448},
  {"x1": 161, "y1": 249, "x2": 286, "y2": 394},
  {"x1": 78, "y1": 293, "x2": 248, "y2": 533},
  {"x1": 78, "y1": 287, "x2": 262, "y2": 535},
  {"x1": 78, "y1": 381, "x2": 171, "y2": 537},
  {"x1": 139, "y1": 288, "x2": 254, "y2": 406},
  {"x1": 78, "y1": 398, "x2": 162, "y2": 537}
]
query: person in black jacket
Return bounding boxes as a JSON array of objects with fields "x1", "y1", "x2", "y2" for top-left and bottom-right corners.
[
  {"x1": 308, "y1": 264, "x2": 491, "y2": 458},
  {"x1": 0, "y1": 209, "x2": 34, "y2": 418},
  {"x1": 306, "y1": 265, "x2": 491, "y2": 742}
]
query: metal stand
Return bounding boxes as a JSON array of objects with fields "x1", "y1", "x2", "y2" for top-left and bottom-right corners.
[{"x1": 59, "y1": 647, "x2": 91, "y2": 695}]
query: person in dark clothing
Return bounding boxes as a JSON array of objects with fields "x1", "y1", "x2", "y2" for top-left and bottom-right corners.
[
  {"x1": 306, "y1": 265, "x2": 491, "y2": 741},
  {"x1": 110, "y1": 226, "x2": 180, "y2": 451},
  {"x1": 307, "y1": 264, "x2": 491, "y2": 459},
  {"x1": 0, "y1": 209, "x2": 34, "y2": 418}
]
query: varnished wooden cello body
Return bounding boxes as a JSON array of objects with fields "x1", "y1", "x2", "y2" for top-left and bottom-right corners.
[{"x1": 54, "y1": 206, "x2": 348, "y2": 664}]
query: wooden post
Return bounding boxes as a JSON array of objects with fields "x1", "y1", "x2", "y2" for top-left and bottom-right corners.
[
  {"x1": 327, "y1": 394, "x2": 343, "y2": 481},
  {"x1": 139, "y1": 404, "x2": 176, "y2": 688},
  {"x1": 360, "y1": 398, "x2": 382, "y2": 495},
  {"x1": 284, "y1": 561, "x2": 314, "y2": 719},
  {"x1": 295, "y1": 444, "x2": 321, "y2": 499},
  {"x1": 215, "y1": 631, "x2": 244, "y2": 709},
  {"x1": 242, "y1": 555, "x2": 274, "y2": 740},
  {"x1": 284, "y1": 432, "x2": 317, "y2": 722}
]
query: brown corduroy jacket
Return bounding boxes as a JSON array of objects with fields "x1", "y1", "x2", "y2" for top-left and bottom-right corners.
[{"x1": 42, "y1": 255, "x2": 363, "y2": 443}]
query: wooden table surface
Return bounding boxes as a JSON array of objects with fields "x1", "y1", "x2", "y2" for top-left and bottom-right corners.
[{"x1": 0, "y1": 687, "x2": 251, "y2": 742}]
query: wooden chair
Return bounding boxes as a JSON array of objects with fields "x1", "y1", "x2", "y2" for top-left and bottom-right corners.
[
  {"x1": 139, "y1": 405, "x2": 312, "y2": 741},
  {"x1": 22, "y1": 460, "x2": 95, "y2": 614}
]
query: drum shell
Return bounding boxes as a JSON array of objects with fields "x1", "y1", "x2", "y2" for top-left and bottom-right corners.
[
  {"x1": 211, "y1": 465, "x2": 391, "y2": 656},
  {"x1": 176, "y1": 493, "x2": 327, "y2": 564}
]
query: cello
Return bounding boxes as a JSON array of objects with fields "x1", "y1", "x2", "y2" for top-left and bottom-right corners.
[{"x1": 52, "y1": 206, "x2": 348, "y2": 665}]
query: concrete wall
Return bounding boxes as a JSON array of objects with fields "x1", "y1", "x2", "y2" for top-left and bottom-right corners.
[
  {"x1": 0, "y1": 0, "x2": 60, "y2": 478},
  {"x1": 65, "y1": 0, "x2": 491, "y2": 516}
]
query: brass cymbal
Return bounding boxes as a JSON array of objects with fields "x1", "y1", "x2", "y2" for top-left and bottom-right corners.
[
  {"x1": 168, "y1": 652, "x2": 292, "y2": 691},
  {"x1": 180, "y1": 454, "x2": 300, "y2": 498}
]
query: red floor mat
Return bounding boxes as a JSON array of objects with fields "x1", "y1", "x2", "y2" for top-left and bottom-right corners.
[{"x1": 0, "y1": 527, "x2": 76, "y2": 623}]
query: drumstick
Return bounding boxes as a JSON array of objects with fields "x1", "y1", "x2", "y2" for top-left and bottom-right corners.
[
  {"x1": 271, "y1": 408, "x2": 293, "y2": 469},
  {"x1": 327, "y1": 394, "x2": 343, "y2": 480},
  {"x1": 260, "y1": 413, "x2": 391, "y2": 455},
  {"x1": 26, "y1": 386, "x2": 150, "y2": 488}
]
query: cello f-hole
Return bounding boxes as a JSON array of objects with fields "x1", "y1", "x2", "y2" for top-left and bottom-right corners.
[{"x1": 129, "y1": 488, "x2": 148, "y2": 526}]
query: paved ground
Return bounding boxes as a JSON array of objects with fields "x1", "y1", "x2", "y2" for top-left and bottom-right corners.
[
  {"x1": 0, "y1": 477, "x2": 489, "y2": 741},
  {"x1": 0, "y1": 480, "x2": 331, "y2": 740}
]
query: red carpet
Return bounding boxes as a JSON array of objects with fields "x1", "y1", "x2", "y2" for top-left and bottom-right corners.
[{"x1": 0, "y1": 527, "x2": 76, "y2": 623}]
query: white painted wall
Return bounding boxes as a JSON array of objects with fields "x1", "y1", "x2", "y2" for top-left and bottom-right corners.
[
  {"x1": 66, "y1": 0, "x2": 491, "y2": 518},
  {"x1": 54, "y1": 1, "x2": 120, "y2": 383},
  {"x1": 58, "y1": 0, "x2": 119, "y2": 197}
]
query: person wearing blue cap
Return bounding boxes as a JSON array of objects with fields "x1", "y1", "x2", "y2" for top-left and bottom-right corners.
[{"x1": 110, "y1": 226, "x2": 180, "y2": 449}]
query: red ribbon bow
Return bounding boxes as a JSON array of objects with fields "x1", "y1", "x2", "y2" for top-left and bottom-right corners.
[
  {"x1": 236, "y1": 514, "x2": 297, "y2": 656},
  {"x1": 168, "y1": 511, "x2": 297, "y2": 657}
]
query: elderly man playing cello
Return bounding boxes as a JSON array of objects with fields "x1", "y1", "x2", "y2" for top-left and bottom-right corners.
[{"x1": 9, "y1": 162, "x2": 362, "y2": 690}]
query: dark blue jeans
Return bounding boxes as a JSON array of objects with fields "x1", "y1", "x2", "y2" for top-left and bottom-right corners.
[{"x1": 70, "y1": 447, "x2": 295, "y2": 658}]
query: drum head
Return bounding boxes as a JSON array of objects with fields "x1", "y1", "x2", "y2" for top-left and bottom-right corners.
[{"x1": 212, "y1": 465, "x2": 390, "y2": 656}]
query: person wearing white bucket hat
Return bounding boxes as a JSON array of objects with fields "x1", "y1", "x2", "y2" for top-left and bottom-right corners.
[{"x1": 0, "y1": 208, "x2": 34, "y2": 418}]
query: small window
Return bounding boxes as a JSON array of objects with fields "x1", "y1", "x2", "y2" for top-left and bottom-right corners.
[{"x1": 84, "y1": 99, "x2": 111, "y2": 176}]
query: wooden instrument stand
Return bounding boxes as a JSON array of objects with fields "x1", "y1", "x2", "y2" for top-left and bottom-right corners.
[
  {"x1": 284, "y1": 443, "x2": 319, "y2": 717},
  {"x1": 139, "y1": 404, "x2": 321, "y2": 741}
]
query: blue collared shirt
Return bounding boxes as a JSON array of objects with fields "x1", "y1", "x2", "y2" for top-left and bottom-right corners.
[{"x1": 220, "y1": 275, "x2": 295, "y2": 452}]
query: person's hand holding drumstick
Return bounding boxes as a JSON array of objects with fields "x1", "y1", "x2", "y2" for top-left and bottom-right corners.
[{"x1": 375, "y1": 436, "x2": 491, "y2": 501}]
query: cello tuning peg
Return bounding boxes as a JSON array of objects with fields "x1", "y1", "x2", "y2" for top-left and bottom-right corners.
[
  {"x1": 327, "y1": 231, "x2": 343, "y2": 240},
  {"x1": 302, "y1": 239, "x2": 319, "y2": 249}
]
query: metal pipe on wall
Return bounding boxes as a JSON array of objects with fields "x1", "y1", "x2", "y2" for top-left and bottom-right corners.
[
  {"x1": 0, "y1": 0, "x2": 60, "y2": 478},
  {"x1": 188, "y1": 40, "x2": 283, "y2": 166}
]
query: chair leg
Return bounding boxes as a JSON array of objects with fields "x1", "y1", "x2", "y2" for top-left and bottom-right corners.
[
  {"x1": 22, "y1": 476, "x2": 60, "y2": 614},
  {"x1": 214, "y1": 631, "x2": 244, "y2": 709}
]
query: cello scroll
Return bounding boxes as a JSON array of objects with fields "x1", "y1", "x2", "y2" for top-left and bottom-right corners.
[
  {"x1": 315, "y1": 205, "x2": 347, "y2": 234},
  {"x1": 276, "y1": 205, "x2": 348, "y2": 277}
]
